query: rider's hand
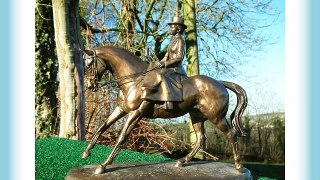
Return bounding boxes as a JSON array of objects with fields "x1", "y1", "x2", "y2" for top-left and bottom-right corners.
[{"x1": 159, "y1": 61, "x2": 165, "y2": 68}]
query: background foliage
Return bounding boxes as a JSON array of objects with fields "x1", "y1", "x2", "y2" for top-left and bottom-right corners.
[{"x1": 35, "y1": 0, "x2": 59, "y2": 138}]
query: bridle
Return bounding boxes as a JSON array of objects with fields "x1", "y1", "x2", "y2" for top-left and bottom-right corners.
[{"x1": 84, "y1": 50, "x2": 104, "y2": 91}]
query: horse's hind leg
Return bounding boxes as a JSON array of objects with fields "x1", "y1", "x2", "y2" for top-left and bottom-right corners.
[
  {"x1": 211, "y1": 117, "x2": 243, "y2": 172},
  {"x1": 175, "y1": 111, "x2": 206, "y2": 167},
  {"x1": 82, "y1": 106, "x2": 126, "y2": 158}
]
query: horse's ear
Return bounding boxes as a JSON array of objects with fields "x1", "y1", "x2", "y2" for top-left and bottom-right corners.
[{"x1": 82, "y1": 49, "x2": 94, "y2": 56}]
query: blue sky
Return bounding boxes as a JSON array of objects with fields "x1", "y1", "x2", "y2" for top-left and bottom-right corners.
[{"x1": 226, "y1": 0, "x2": 285, "y2": 114}]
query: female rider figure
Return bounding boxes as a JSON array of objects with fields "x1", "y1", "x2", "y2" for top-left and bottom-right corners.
[{"x1": 141, "y1": 16, "x2": 187, "y2": 109}]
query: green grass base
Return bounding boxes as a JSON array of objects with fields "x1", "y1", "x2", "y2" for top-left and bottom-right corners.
[
  {"x1": 35, "y1": 137, "x2": 172, "y2": 180},
  {"x1": 243, "y1": 162, "x2": 285, "y2": 180},
  {"x1": 36, "y1": 138, "x2": 284, "y2": 180}
]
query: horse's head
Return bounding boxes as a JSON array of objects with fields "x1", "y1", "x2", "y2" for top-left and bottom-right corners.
[
  {"x1": 83, "y1": 46, "x2": 149, "y2": 92},
  {"x1": 82, "y1": 49, "x2": 110, "y2": 92},
  {"x1": 83, "y1": 49, "x2": 95, "y2": 67}
]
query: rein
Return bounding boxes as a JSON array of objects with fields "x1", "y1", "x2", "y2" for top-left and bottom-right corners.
[{"x1": 85, "y1": 50, "x2": 163, "y2": 90}]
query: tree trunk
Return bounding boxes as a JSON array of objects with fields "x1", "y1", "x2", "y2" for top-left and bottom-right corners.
[
  {"x1": 52, "y1": 0, "x2": 85, "y2": 140},
  {"x1": 184, "y1": 0, "x2": 199, "y2": 76},
  {"x1": 184, "y1": 0, "x2": 202, "y2": 159},
  {"x1": 119, "y1": 0, "x2": 136, "y2": 50},
  {"x1": 257, "y1": 123, "x2": 262, "y2": 157}
]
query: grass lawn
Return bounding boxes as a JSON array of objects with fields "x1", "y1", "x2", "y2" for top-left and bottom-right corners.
[
  {"x1": 36, "y1": 138, "x2": 284, "y2": 180},
  {"x1": 243, "y1": 162, "x2": 285, "y2": 180},
  {"x1": 36, "y1": 137, "x2": 171, "y2": 179}
]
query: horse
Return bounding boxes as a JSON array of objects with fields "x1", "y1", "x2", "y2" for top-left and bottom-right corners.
[{"x1": 81, "y1": 46, "x2": 248, "y2": 174}]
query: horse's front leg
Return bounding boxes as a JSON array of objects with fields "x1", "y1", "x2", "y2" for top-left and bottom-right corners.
[
  {"x1": 94, "y1": 101, "x2": 150, "y2": 174},
  {"x1": 82, "y1": 106, "x2": 126, "y2": 159}
]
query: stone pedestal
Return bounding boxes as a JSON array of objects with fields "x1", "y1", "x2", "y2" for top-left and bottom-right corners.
[{"x1": 66, "y1": 161, "x2": 252, "y2": 180}]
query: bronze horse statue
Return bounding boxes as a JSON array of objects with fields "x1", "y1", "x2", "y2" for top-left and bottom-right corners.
[{"x1": 81, "y1": 46, "x2": 248, "y2": 174}]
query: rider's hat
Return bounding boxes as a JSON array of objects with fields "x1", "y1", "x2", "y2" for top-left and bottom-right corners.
[{"x1": 168, "y1": 16, "x2": 187, "y2": 29}]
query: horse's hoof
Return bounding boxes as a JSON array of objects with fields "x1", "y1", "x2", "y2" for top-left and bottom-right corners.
[
  {"x1": 235, "y1": 164, "x2": 244, "y2": 173},
  {"x1": 81, "y1": 151, "x2": 90, "y2": 159},
  {"x1": 174, "y1": 161, "x2": 183, "y2": 167},
  {"x1": 94, "y1": 165, "x2": 105, "y2": 174}
]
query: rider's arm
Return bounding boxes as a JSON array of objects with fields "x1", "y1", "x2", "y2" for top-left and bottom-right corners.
[
  {"x1": 159, "y1": 52, "x2": 168, "y2": 67},
  {"x1": 161, "y1": 52, "x2": 169, "y2": 61}
]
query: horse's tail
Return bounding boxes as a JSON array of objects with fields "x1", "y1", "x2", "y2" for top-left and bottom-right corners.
[{"x1": 221, "y1": 81, "x2": 248, "y2": 137}]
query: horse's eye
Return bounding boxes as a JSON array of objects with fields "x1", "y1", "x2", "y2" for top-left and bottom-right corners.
[{"x1": 85, "y1": 57, "x2": 94, "y2": 67}]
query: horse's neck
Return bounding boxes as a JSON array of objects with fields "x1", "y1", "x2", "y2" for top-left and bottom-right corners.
[
  {"x1": 98, "y1": 47, "x2": 144, "y2": 73},
  {"x1": 110, "y1": 58, "x2": 145, "y2": 95},
  {"x1": 97, "y1": 47, "x2": 147, "y2": 92}
]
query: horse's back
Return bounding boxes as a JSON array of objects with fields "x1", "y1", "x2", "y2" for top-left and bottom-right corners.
[
  {"x1": 182, "y1": 75, "x2": 229, "y2": 119},
  {"x1": 183, "y1": 75, "x2": 228, "y2": 98}
]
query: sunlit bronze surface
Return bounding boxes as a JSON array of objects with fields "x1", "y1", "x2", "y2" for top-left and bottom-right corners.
[{"x1": 82, "y1": 45, "x2": 248, "y2": 175}]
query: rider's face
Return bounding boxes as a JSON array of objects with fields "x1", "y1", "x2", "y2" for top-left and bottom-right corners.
[{"x1": 170, "y1": 25, "x2": 179, "y2": 35}]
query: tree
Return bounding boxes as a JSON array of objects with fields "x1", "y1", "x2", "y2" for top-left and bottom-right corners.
[
  {"x1": 35, "y1": 0, "x2": 59, "y2": 138},
  {"x1": 79, "y1": 0, "x2": 175, "y2": 58},
  {"x1": 184, "y1": 0, "x2": 200, "y2": 76},
  {"x1": 183, "y1": 0, "x2": 203, "y2": 158},
  {"x1": 52, "y1": 0, "x2": 85, "y2": 140}
]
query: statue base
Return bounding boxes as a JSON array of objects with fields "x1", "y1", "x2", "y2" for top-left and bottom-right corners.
[{"x1": 66, "y1": 161, "x2": 252, "y2": 180}]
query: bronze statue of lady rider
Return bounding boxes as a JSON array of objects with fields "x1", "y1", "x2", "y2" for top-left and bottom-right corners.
[{"x1": 141, "y1": 16, "x2": 188, "y2": 109}]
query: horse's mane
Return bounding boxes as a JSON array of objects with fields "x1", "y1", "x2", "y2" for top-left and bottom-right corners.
[
  {"x1": 95, "y1": 45, "x2": 146, "y2": 65},
  {"x1": 93, "y1": 45, "x2": 148, "y2": 74}
]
